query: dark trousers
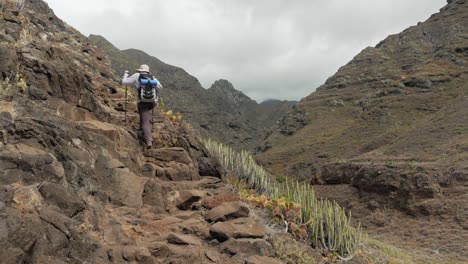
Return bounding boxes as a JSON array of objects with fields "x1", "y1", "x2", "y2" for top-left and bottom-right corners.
[{"x1": 137, "y1": 102, "x2": 156, "y2": 143}]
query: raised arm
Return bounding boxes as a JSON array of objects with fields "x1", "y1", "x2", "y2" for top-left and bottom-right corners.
[{"x1": 122, "y1": 72, "x2": 139, "y2": 86}]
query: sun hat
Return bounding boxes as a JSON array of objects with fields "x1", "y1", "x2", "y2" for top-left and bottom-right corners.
[{"x1": 137, "y1": 64, "x2": 150, "y2": 72}]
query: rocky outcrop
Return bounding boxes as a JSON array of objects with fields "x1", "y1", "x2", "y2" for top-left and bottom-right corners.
[
  {"x1": 0, "y1": 1, "x2": 286, "y2": 263},
  {"x1": 89, "y1": 36, "x2": 297, "y2": 151}
]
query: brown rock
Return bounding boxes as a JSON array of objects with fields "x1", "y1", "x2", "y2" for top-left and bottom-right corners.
[
  {"x1": 38, "y1": 182, "x2": 85, "y2": 217},
  {"x1": 147, "y1": 242, "x2": 171, "y2": 258},
  {"x1": 193, "y1": 177, "x2": 223, "y2": 189},
  {"x1": 203, "y1": 194, "x2": 239, "y2": 209},
  {"x1": 135, "y1": 248, "x2": 154, "y2": 264},
  {"x1": 164, "y1": 162, "x2": 200, "y2": 182},
  {"x1": 205, "y1": 201, "x2": 250, "y2": 222},
  {"x1": 210, "y1": 218, "x2": 266, "y2": 242},
  {"x1": 148, "y1": 147, "x2": 192, "y2": 165},
  {"x1": 175, "y1": 190, "x2": 207, "y2": 210},
  {"x1": 141, "y1": 163, "x2": 162, "y2": 178},
  {"x1": 167, "y1": 233, "x2": 202, "y2": 246},
  {"x1": 220, "y1": 238, "x2": 274, "y2": 257},
  {"x1": 38, "y1": 208, "x2": 76, "y2": 238},
  {"x1": 197, "y1": 156, "x2": 224, "y2": 178},
  {"x1": 204, "y1": 249, "x2": 221, "y2": 262},
  {"x1": 165, "y1": 244, "x2": 200, "y2": 263},
  {"x1": 179, "y1": 218, "x2": 211, "y2": 240},
  {"x1": 142, "y1": 180, "x2": 166, "y2": 213},
  {"x1": 122, "y1": 246, "x2": 153, "y2": 264},
  {"x1": 107, "y1": 169, "x2": 148, "y2": 208}
]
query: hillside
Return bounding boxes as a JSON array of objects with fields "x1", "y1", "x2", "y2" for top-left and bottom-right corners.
[
  {"x1": 257, "y1": 0, "x2": 468, "y2": 260},
  {"x1": 88, "y1": 35, "x2": 296, "y2": 151},
  {"x1": 1, "y1": 0, "x2": 466, "y2": 262},
  {"x1": 0, "y1": 1, "x2": 296, "y2": 263}
]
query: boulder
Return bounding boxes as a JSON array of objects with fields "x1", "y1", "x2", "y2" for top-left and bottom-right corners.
[
  {"x1": 141, "y1": 163, "x2": 165, "y2": 178},
  {"x1": 147, "y1": 242, "x2": 171, "y2": 258},
  {"x1": 204, "y1": 249, "x2": 221, "y2": 262},
  {"x1": 38, "y1": 208, "x2": 77, "y2": 238},
  {"x1": 220, "y1": 238, "x2": 274, "y2": 257},
  {"x1": 106, "y1": 168, "x2": 148, "y2": 208},
  {"x1": 121, "y1": 246, "x2": 154, "y2": 264},
  {"x1": 163, "y1": 162, "x2": 200, "y2": 182},
  {"x1": 177, "y1": 218, "x2": 210, "y2": 240},
  {"x1": 174, "y1": 190, "x2": 207, "y2": 210},
  {"x1": 203, "y1": 194, "x2": 239, "y2": 209},
  {"x1": 147, "y1": 147, "x2": 192, "y2": 165},
  {"x1": 142, "y1": 180, "x2": 166, "y2": 213},
  {"x1": 38, "y1": 182, "x2": 85, "y2": 217},
  {"x1": 205, "y1": 201, "x2": 250, "y2": 222},
  {"x1": 2, "y1": 144, "x2": 66, "y2": 184},
  {"x1": 210, "y1": 218, "x2": 266, "y2": 242},
  {"x1": 167, "y1": 233, "x2": 202, "y2": 246},
  {"x1": 197, "y1": 156, "x2": 224, "y2": 178},
  {"x1": 192, "y1": 177, "x2": 224, "y2": 190}
]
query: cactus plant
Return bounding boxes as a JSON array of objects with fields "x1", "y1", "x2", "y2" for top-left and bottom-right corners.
[{"x1": 203, "y1": 139, "x2": 363, "y2": 260}]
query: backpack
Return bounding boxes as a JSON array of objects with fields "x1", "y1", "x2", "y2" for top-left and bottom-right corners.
[{"x1": 138, "y1": 73, "x2": 159, "y2": 103}]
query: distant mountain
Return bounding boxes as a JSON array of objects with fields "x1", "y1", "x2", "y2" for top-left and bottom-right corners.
[
  {"x1": 89, "y1": 35, "x2": 296, "y2": 150},
  {"x1": 256, "y1": 1, "x2": 467, "y2": 254}
]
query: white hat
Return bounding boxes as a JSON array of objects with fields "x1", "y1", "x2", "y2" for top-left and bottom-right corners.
[{"x1": 137, "y1": 64, "x2": 150, "y2": 72}]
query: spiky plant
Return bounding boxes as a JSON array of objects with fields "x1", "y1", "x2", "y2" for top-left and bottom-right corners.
[{"x1": 202, "y1": 139, "x2": 363, "y2": 260}]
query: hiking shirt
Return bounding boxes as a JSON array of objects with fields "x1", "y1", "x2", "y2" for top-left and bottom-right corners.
[{"x1": 122, "y1": 72, "x2": 163, "y2": 103}]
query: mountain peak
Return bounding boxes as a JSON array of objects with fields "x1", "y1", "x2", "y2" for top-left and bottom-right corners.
[
  {"x1": 209, "y1": 79, "x2": 236, "y2": 91},
  {"x1": 208, "y1": 79, "x2": 257, "y2": 105}
]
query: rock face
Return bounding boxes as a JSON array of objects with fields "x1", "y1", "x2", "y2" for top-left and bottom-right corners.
[
  {"x1": 257, "y1": 0, "x2": 468, "y2": 258},
  {"x1": 89, "y1": 35, "x2": 297, "y2": 151},
  {"x1": 0, "y1": 1, "x2": 284, "y2": 263}
]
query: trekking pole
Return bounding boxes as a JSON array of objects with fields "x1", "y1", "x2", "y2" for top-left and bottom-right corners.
[
  {"x1": 152, "y1": 107, "x2": 154, "y2": 132},
  {"x1": 124, "y1": 86, "x2": 128, "y2": 126}
]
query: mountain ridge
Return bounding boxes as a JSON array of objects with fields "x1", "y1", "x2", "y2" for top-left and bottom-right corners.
[
  {"x1": 256, "y1": 0, "x2": 467, "y2": 259},
  {"x1": 89, "y1": 34, "x2": 297, "y2": 151}
]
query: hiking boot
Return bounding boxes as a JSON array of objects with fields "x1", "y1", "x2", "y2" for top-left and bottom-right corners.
[{"x1": 146, "y1": 140, "x2": 152, "y2": 149}]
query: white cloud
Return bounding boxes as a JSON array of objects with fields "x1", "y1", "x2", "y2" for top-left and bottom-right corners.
[{"x1": 45, "y1": 0, "x2": 446, "y2": 102}]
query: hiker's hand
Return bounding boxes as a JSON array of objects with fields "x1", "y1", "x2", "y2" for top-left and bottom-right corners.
[{"x1": 124, "y1": 70, "x2": 129, "y2": 74}]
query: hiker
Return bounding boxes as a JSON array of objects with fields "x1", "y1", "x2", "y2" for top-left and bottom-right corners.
[{"x1": 122, "y1": 64, "x2": 163, "y2": 149}]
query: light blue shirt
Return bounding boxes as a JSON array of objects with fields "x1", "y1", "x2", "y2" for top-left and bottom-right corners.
[{"x1": 122, "y1": 72, "x2": 163, "y2": 102}]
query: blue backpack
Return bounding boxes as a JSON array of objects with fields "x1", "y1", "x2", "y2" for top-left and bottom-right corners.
[{"x1": 138, "y1": 73, "x2": 159, "y2": 103}]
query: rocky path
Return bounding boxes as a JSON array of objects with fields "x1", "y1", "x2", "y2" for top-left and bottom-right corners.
[{"x1": 0, "y1": 93, "x2": 289, "y2": 264}]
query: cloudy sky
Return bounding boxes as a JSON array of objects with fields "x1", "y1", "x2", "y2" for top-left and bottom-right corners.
[{"x1": 46, "y1": 0, "x2": 445, "y2": 102}]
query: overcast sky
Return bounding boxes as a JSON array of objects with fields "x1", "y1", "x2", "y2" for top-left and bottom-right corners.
[{"x1": 45, "y1": 0, "x2": 445, "y2": 102}]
